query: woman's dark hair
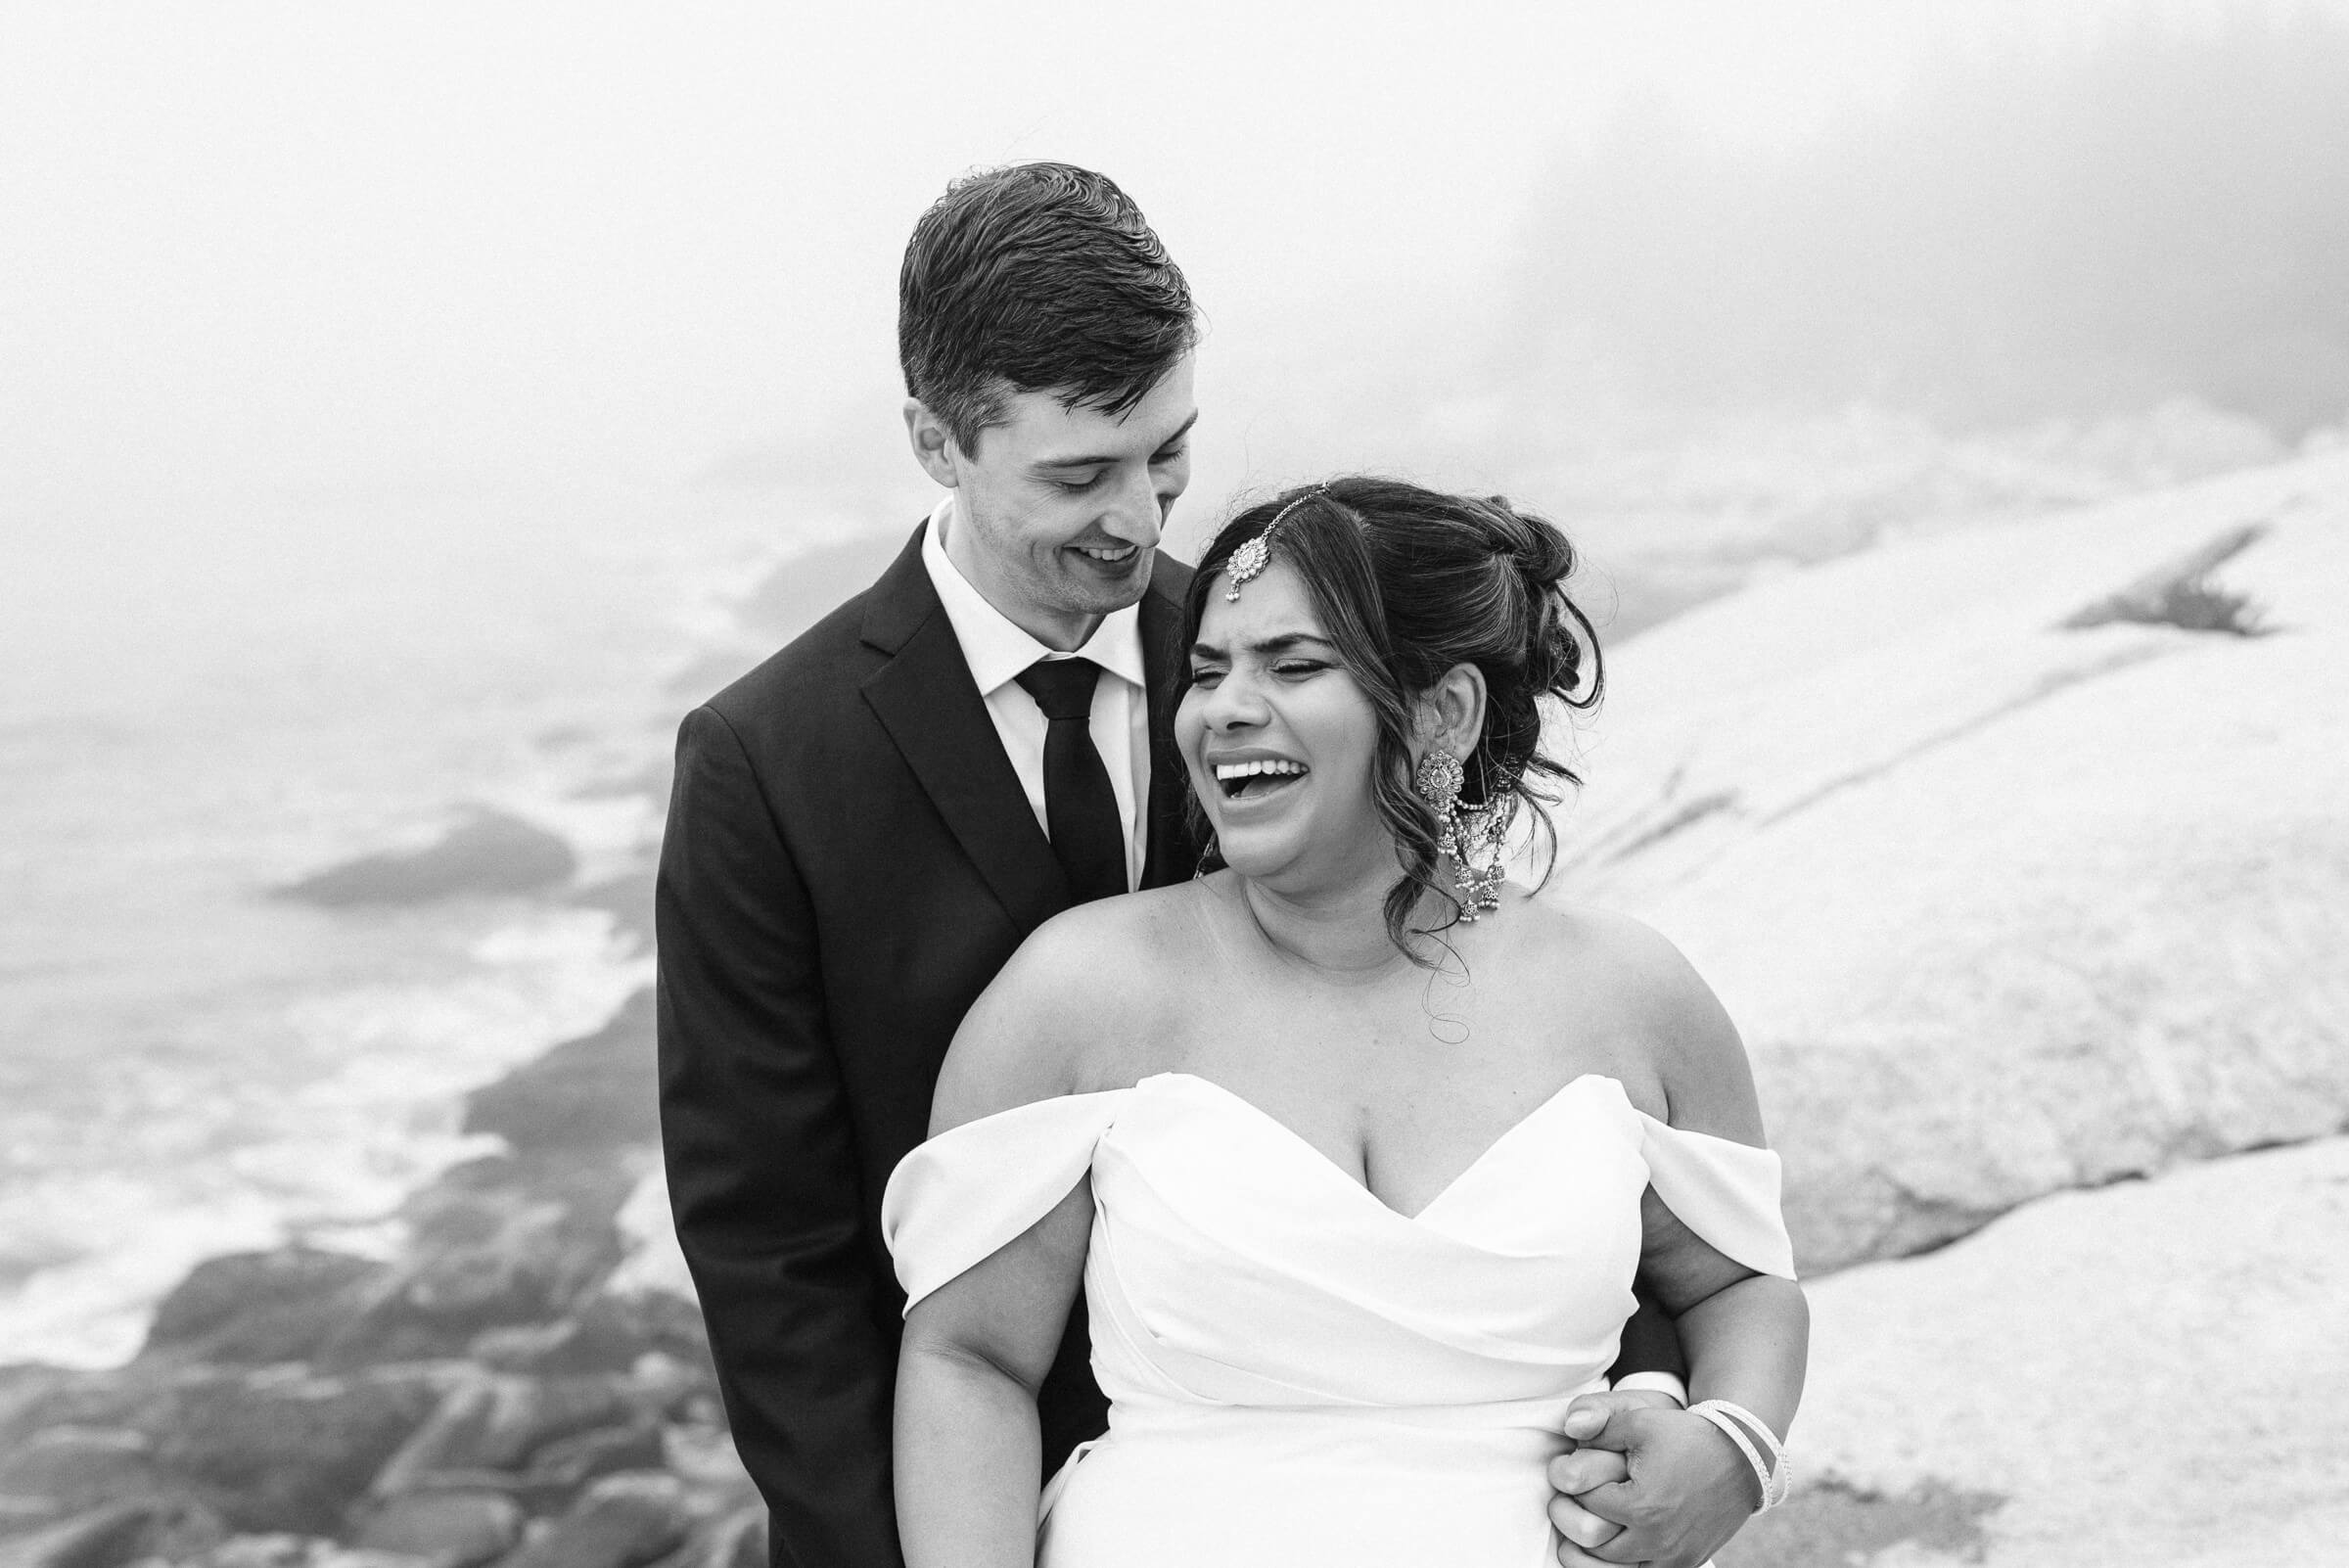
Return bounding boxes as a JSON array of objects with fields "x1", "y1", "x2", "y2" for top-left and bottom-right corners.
[
  {"x1": 898, "y1": 161, "x2": 1197, "y2": 455},
  {"x1": 1180, "y1": 477, "x2": 1603, "y2": 955}
]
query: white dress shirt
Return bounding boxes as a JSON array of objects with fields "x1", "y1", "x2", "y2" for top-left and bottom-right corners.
[{"x1": 920, "y1": 496, "x2": 1151, "y2": 892}]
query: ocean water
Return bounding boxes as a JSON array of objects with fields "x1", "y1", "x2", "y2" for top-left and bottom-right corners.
[
  {"x1": 0, "y1": 479, "x2": 882, "y2": 1366},
  {"x1": 0, "y1": 402, "x2": 2280, "y2": 1367}
]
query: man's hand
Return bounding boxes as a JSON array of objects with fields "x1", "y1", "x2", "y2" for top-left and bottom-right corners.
[{"x1": 1545, "y1": 1391, "x2": 1757, "y2": 1567}]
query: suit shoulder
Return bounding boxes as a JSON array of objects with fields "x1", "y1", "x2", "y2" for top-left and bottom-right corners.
[{"x1": 685, "y1": 588, "x2": 882, "y2": 742}]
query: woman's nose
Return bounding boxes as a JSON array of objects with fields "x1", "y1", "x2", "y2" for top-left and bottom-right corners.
[{"x1": 1202, "y1": 669, "x2": 1267, "y2": 729}]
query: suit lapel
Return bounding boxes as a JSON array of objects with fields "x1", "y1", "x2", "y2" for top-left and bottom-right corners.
[{"x1": 860, "y1": 527, "x2": 1070, "y2": 932}]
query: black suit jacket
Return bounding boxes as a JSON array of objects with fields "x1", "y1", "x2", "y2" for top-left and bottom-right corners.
[{"x1": 656, "y1": 523, "x2": 1202, "y2": 1568}]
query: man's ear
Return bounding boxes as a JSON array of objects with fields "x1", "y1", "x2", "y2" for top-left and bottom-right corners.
[
  {"x1": 1414, "y1": 663, "x2": 1488, "y2": 761},
  {"x1": 903, "y1": 398, "x2": 961, "y2": 489}
]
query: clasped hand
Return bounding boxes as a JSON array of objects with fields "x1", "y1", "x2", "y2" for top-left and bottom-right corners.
[{"x1": 1546, "y1": 1391, "x2": 1758, "y2": 1568}]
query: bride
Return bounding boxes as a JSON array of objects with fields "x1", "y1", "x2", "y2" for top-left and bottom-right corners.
[{"x1": 883, "y1": 478, "x2": 1808, "y2": 1567}]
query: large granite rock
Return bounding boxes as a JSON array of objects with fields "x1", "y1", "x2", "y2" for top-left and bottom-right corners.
[
  {"x1": 1723, "y1": 1136, "x2": 2349, "y2": 1566},
  {"x1": 1551, "y1": 450, "x2": 2349, "y2": 1270}
]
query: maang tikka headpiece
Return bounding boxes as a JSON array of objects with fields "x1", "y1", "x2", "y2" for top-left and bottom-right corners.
[{"x1": 1223, "y1": 485, "x2": 1329, "y2": 601}]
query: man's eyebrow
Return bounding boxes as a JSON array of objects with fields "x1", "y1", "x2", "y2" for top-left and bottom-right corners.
[{"x1": 1032, "y1": 411, "x2": 1200, "y2": 472}]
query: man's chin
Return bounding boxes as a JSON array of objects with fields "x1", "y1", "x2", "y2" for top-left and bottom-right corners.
[{"x1": 1063, "y1": 550, "x2": 1155, "y2": 608}]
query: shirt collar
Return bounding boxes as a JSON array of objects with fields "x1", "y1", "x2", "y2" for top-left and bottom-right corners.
[{"x1": 919, "y1": 494, "x2": 1149, "y2": 696}]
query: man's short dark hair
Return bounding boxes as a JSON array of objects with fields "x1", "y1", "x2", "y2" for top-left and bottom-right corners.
[{"x1": 899, "y1": 162, "x2": 1197, "y2": 454}]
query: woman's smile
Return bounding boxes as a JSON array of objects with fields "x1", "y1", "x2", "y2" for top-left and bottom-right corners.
[{"x1": 1210, "y1": 755, "x2": 1312, "y2": 802}]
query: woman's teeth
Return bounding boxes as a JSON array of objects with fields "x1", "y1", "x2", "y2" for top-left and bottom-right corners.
[{"x1": 1215, "y1": 760, "x2": 1308, "y2": 798}]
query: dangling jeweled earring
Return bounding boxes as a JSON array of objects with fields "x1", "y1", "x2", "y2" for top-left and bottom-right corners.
[
  {"x1": 1413, "y1": 749, "x2": 1464, "y2": 819},
  {"x1": 1414, "y1": 750, "x2": 1511, "y2": 922}
]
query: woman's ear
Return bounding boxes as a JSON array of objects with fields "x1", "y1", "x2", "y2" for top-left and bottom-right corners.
[{"x1": 1414, "y1": 662, "x2": 1488, "y2": 761}]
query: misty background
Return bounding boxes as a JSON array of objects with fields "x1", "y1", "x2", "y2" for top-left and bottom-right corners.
[
  {"x1": 12, "y1": 0, "x2": 2348, "y2": 720},
  {"x1": 0, "y1": 0, "x2": 2344, "y2": 1410},
  {"x1": 3, "y1": 4, "x2": 2348, "y2": 1563}
]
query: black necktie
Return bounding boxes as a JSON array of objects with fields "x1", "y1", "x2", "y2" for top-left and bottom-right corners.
[{"x1": 1014, "y1": 658, "x2": 1127, "y2": 903}]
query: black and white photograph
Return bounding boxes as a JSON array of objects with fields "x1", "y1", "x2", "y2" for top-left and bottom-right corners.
[{"x1": 4, "y1": 3, "x2": 2344, "y2": 1565}]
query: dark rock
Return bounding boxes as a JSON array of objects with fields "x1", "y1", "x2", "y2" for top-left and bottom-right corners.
[
  {"x1": 521, "y1": 1419, "x2": 664, "y2": 1492},
  {"x1": 0, "y1": 1369, "x2": 97, "y2": 1456},
  {"x1": 183, "y1": 1537, "x2": 321, "y2": 1568},
  {"x1": 366, "y1": 1374, "x2": 630, "y2": 1490},
  {"x1": 396, "y1": 1177, "x2": 615, "y2": 1321},
  {"x1": 273, "y1": 808, "x2": 576, "y2": 907},
  {"x1": 323, "y1": 1160, "x2": 632, "y2": 1365},
  {"x1": 462, "y1": 990, "x2": 657, "y2": 1154},
  {"x1": 364, "y1": 1377, "x2": 500, "y2": 1500},
  {"x1": 569, "y1": 872, "x2": 655, "y2": 952},
  {"x1": 472, "y1": 1293, "x2": 711, "y2": 1379},
  {"x1": 0, "y1": 1368, "x2": 72, "y2": 1447},
  {"x1": 638, "y1": 1499, "x2": 762, "y2": 1568},
  {"x1": 488, "y1": 1473, "x2": 692, "y2": 1568},
  {"x1": 0, "y1": 1496, "x2": 225, "y2": 1568},
  {"x1": 706, "y1": 1506, "x2": 764, "y2": 1568},
  {"x1": 0, "y1": 1426, "x2": 160, "y2": 1513},
  {"x1": 140, "y1": 1247, "x2": 390, "y2": 1365},
  {"x1": 147, "y1": 1368, "x2": 441, "y2": 1536},
  {"x1": 351, "y1": 1490, "x2": 523, "y2": 1568}
]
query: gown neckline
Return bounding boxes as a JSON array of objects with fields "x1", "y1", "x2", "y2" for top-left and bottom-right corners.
[{"x1": 1136, "y1": 1070, "x2": 1621, "y2": 1223}]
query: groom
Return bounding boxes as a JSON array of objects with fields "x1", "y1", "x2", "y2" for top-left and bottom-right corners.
[{"x1": 657, "y1": 162, "x2": 1751, "y2": 1568}]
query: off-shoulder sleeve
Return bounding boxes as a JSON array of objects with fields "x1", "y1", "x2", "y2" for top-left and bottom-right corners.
[
  {"x1": 1635, "y1": 1111, "x2": 1797, "y2": 1280},
  {"x1": 881, "y1": 1088, "x2": 1131, "y2": 1314}
]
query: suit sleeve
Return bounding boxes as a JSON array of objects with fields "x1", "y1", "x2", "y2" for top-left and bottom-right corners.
[
  {"x1": 656, "y1": 704, "x2": 902, "y2": 1568},
  {"x1": 1607, "y1": 1285, "x2": 1690, "y2": 1393}
]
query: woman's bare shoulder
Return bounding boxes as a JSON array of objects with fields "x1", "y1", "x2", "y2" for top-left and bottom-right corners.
[
  {"x1": 929, "y1": 883, "x2": 1210, "y2": 1133},
  {"x1": 1514, "y1": 897, "x2": 1765, "y2": 1142}
]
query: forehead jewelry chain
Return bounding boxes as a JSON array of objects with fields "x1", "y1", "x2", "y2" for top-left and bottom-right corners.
[{"x1": 1224, "y1": 485, "x2": 1328, "y2": 601}]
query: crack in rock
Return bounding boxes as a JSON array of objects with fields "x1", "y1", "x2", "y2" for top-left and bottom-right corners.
[{"x1": 2059, "y1": 520, "x2": 2274, "y2": 636}]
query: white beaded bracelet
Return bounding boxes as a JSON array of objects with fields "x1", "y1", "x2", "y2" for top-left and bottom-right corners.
[{"x1": 1687, "y1": 1399, "x2": 1790, "y2": 1512}]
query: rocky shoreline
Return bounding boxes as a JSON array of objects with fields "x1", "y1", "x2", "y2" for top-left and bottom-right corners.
[
  {"x1": 0, "y1": 963, "x2": 760, "y2": 1568},
  {"x1": 0, "y1": 537, "x2": 913, "y2": 1568}
]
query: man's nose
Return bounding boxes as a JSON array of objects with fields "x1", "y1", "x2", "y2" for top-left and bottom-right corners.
[{"x1": 1099, "y1": 467, "x2": 1164, "y2": 549}]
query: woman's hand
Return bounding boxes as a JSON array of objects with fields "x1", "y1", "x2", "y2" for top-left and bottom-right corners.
[{"x1": 1546, "y1": 1391, "x2": 1759, "y2": 1567}]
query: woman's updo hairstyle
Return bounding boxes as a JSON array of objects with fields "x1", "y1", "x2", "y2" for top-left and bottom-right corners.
[{"x1": 1180, "y1": 476, "x2": 1603, "y2": 952}]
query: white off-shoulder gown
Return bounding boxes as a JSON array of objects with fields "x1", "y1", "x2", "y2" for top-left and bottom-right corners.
[{"x1": 883, "y1": 1072, "x2": 1795, "y2": 1567}]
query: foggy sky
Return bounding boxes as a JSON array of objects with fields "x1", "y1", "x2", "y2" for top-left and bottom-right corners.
[{"x1": 4, "y1": 0, "x2": 2339, "y2": 701}]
